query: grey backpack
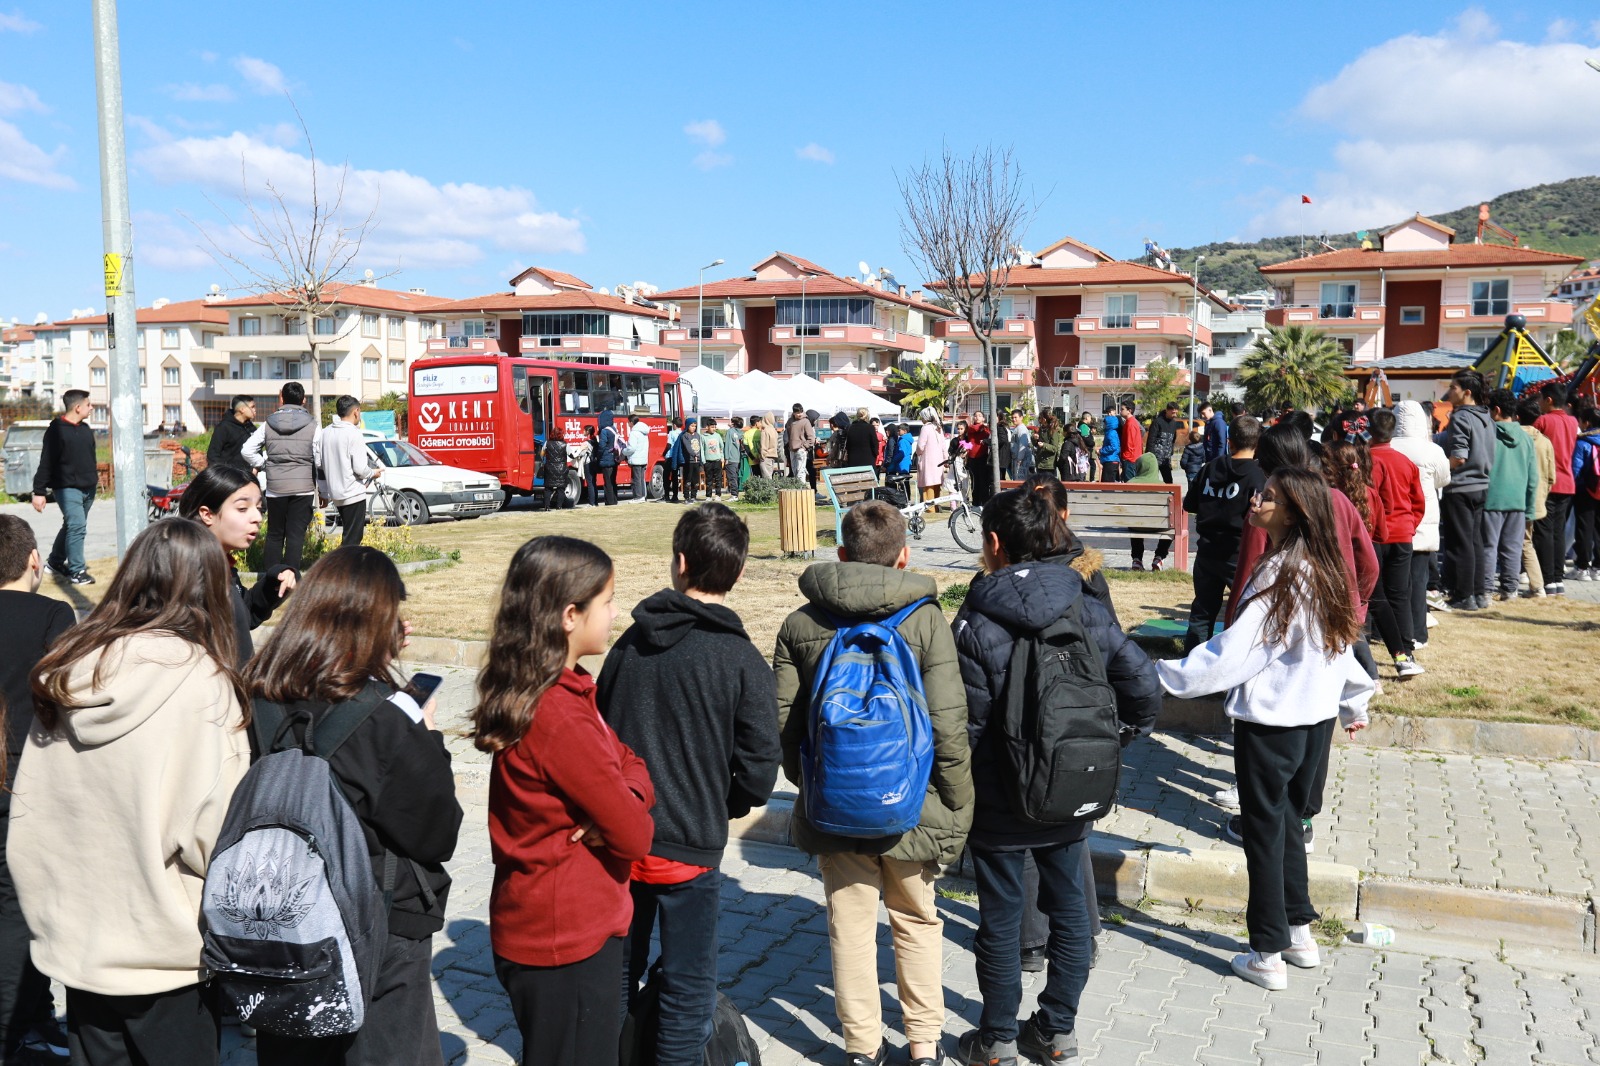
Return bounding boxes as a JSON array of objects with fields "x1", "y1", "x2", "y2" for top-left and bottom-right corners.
[{"x1": 200, "y1": 688, "x2": 396, "y2": 1038}]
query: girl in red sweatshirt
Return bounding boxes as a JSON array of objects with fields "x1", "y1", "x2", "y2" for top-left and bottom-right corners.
[{"x1": 473, "y1": 536, "x2": 655, "y2": 1065}]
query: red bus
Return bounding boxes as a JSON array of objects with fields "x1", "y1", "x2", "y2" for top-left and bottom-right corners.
[{"x1": 408, "y1": 356, "x2": 685, "y2": 505}]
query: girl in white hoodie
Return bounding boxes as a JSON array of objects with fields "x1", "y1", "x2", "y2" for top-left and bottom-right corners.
[
  {"x1": 12, "y1": 518, "x2": 249, "y2": 1064},
  {"x1": 1156, "y1": 467, "x2": 1374, "y2": 991}
]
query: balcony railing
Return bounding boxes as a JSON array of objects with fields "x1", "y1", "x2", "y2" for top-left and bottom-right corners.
[
  {"x1": 1101, "y1": 365, "x2": 1133, "y2": 379},
  {"x1": 1266, "y1": 305, "x2": 1384, "y2": 327}
]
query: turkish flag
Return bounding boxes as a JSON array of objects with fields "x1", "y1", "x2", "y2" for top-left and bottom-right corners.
[{"x1": 1301, "y1": 195, "x2": 1313, "y2": 204}]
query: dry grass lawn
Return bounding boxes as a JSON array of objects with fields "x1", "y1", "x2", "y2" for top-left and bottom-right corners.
[{"x1": 40, "y1": 506, "x2": 1600, "y2": 728}]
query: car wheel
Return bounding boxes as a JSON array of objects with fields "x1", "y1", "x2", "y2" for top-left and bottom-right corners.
[
  {"x1": 649, "y1": 464, "x2": 665, "y2": 499},
  {"x1": 395, "y1": 490, "x2": 430, "y2": 526}
]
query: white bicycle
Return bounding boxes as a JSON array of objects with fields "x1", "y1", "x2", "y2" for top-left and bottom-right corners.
[{"x1": 897, "y1": 461, "x2": 983, "y2": 554}]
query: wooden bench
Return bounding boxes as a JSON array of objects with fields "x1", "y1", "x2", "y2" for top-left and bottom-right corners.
[
  {"x1": 1001, "y1": 480, "x2": 1191, "y2": 571},
  {"x1": 819, "y1": 465, "x2": 888, "y2": 542}
]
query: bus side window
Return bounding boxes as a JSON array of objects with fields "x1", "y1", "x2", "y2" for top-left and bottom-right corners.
[
  {"x1": 625, "y1": 374, "x2": 644, "y2": 414},
  {"x1": 530, "y1": 377, "x2": 548, "y2": 438},
  {"x1": 559, "y1": 371, "x2": 577, "y2": 414},
  {"x1": 665, "y1": 380, "x2": 678, "y2": 420},
  {"x1": 641, "y1": 374, "x2": 661, "y2": 415},
  {"x1": 573, "y1": 371, "x2": 592, "y2": 414},
  {"x1": 513, "y1": 366, "x2": 531, "y2": 413}
]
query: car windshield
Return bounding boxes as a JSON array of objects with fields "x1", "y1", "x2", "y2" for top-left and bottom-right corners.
[{"x1": 368, "y1": 440, "x2": 439, "y2": 467}]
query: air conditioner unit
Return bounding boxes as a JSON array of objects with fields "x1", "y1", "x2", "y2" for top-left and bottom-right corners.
[
  {"x1": 785, "y1": 346, "x2": 799, "y2": 358},
  {"x1": 1054, "y1": 366, "x2": 1074, "y2": 384}
]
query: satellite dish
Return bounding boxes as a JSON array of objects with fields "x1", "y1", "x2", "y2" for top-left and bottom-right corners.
[
  {"x1": 858, "y1": 260, "x2": 871, "y2": 278},
  {"x1": 363, "y1": 268, "x2": 374, "y2": 281},
  {"x1": 597, "y1": 287, "x2": 610, "y2": 295},
  {"x1": 210, "y1": 283, "x2": 221, "y2": 294}
]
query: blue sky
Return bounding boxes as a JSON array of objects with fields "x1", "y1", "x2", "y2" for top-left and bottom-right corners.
[{"x1": 3, "y1": 2, "x2": 1599, "y2": 323}]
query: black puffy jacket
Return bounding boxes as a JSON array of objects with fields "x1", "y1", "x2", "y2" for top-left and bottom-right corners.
[{"x1": 952, "y1": 560, "x2": 1162, "y2": 849}]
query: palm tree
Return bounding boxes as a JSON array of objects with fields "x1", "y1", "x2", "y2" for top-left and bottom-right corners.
[
  {"x1": 885, "y1": 359, "x2": 972, "y2": 417},
  {"x1": 1239, "y1": 325, "x2": 1351, "y2": 413}
]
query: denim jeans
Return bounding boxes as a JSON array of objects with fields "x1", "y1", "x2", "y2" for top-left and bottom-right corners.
[
  {"x1": 624, "y1": 872, "x2": 721, "y2": 1066},
  {"x1": 48, "y1": 487, "x2": 93, "y2": 577},
  {"x1": 972, "y1": 840, "x2": 1092, "y2": 1044}
]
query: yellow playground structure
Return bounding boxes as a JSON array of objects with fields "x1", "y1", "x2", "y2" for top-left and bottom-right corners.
[{"x1": 1473, "y1": 292, "x2": 1600, "y2": 404}]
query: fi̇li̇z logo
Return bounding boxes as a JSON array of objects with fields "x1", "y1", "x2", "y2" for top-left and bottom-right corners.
[{"x1": 417, "y1": 402, "x2": 444, "y2": 432}]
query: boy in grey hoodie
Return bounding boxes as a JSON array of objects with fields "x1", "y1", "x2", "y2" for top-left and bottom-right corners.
[{"x1": 1440, "y1": 370, "x2": 1494, "y2": 610}]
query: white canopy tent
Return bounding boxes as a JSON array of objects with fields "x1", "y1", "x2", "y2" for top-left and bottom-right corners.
[
  {"x1": 679, "y1": 365, "x2": 743, "y2": 416},
  {"x1": 821, "y1": 377, "x2": 900, "y2": 419}
]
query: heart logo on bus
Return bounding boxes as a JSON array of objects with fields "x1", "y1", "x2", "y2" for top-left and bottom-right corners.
[{"x1": 417, "y1": 402, "x2": 443, "y2": 431}]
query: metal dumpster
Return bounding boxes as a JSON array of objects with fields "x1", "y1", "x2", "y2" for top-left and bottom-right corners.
[{"x1": 2, "y1": 420, "x2": 50, "y2": 497}]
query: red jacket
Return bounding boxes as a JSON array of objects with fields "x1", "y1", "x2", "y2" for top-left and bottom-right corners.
[
  {"x1": 1535, "y1": 411, "x2": 1578, "y2": 495},
  {"x1": 489, "y1": 668, "x2": 655, "y2": 967},
  {"x1": 1369, "y1": 444, "x2": 1425, "y2": 545},
  {"x1": 1120, "y1": 417, "x2": 1144, "y2": 462},
  {"x1": 1227, "y1": 486, "x2": 1378, "y2": 626}
]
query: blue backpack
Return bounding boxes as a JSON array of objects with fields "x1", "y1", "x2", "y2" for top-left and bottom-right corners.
[{"x1": 801, "y1": 599, "x2": 934, "y2": 838}]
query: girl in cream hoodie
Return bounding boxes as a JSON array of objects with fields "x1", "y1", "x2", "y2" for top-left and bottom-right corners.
[
  {"x1": 1156, "y1": 467, "x2": 1374, "y2": 993},
  {"x1": 11, "y1": 518, "x2": 249, "y2": 1065}
]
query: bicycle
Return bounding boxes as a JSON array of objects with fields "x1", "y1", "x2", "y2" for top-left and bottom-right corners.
[{"x1": 898, "y1": 460, "x2": 982, "y2": 554}]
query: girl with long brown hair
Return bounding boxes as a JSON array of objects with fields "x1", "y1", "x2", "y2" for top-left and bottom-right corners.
[
  {"x1": 474, "y1": 536, "x2": 654, "y2": 1066},
  {"x1": 10, "y1": 519, "x2": 250, "y2": 1065},
  {"x1": 242, "y1": 546, "x2": 461, "y2": 1066},
  {"x1": 1155, "y1": 467, "x2": 1374, "y2": 994}
]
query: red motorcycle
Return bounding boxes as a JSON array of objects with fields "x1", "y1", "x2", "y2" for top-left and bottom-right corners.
[{"x1": 146, "y1": 482, "x2": 187, "y2": 521}]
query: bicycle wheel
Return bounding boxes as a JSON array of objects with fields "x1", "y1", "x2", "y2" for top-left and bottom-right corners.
[{"x1": 948, "y1": 505, "x2": 983, "y2": 553}]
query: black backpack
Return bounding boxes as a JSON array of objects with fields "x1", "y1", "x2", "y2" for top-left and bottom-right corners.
[
  {"x1": 620, "y1": 965, "x2": 762, "y2": 1066},
  {"x1": 1000, "y1": 597, "x2": 1122, "y2": 824}
]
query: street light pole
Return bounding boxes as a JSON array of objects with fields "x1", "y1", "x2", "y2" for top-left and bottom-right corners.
[
  {"x1": 91, "y1": 0, "x2": 146, "y2": 552},
  {"x1": 798, "y1": 273, "x2": 813, "y2": 375},
  {"x1": 1189, "y1": 255, "x2": 1205, "y2": 422},
  {"x1": 697, "y1": 258, "x2": 723, "y2": 371}
]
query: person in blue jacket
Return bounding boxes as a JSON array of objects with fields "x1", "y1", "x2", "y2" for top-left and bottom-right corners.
[{"x1": 1097, "y1": 413, "x2": 1123, "y2": 482}]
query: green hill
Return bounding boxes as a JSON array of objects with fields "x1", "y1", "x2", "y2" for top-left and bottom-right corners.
[{"x1": 1162, "y1": 176, "x2": 1600, "y2": 297}]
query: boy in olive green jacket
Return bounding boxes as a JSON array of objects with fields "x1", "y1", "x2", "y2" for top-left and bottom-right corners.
[{"x1": 774, "y1": 499, "x2": 973, "y2": 1066}]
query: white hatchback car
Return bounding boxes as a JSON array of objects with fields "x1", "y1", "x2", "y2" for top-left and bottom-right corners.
[{"x1": 331, "y1": 437, "x2": 502, "y2": 526}]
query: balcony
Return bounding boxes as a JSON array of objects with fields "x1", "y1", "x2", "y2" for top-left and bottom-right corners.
[
  {"x1": 1440, "y1": 301, "x2": 1574, "y2": 327},
  {"x1": 518, "y1": 335, "x2": 680, "y2": 364},
  {"x1": 425, "y1": 336, "x2": 507, "y2": 355},
  {"x1": 188, "y1": 346, "x2": 229, "y2": 366},
  {"x1": 1069, "y1": 364, "x2": 1194, "y2": 386},
  {"x1": 816, "y1": 370, "x2": 888, "y2": 393},
  {"x1": 1266, "y1": 305, "x2": 1384, "y2": 328},
  {"x1": 968, "y1": 365, "x2": 1032, "y2": 386},
  {"x1": 1074, "y1": 314, "x2": 1213, "y2": 345},
  {"x1": 659, "y1": 327, "x2": 747, "y2": 349},
  {"x1": 768, "y1": 323, "x2": 926, "y2": 354},
  {"x1": 194, "y1": 375, "x2": 360, "y2": 401},
  {"x1": 215, "y1": 334, "x2": 345, "y2": 354},
  {"x1": 931, "y1": 317, "x2": 1037, "y2": 341}
]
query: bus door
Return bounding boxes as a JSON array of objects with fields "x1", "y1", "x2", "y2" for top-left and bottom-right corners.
[{"x1": 512, "y1": 365, "x2": 552, "y2": 488}]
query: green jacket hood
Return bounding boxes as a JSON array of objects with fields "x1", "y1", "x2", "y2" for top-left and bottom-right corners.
[{"x1": 797, "y1": 562, "x2": 938, "y2": 620}]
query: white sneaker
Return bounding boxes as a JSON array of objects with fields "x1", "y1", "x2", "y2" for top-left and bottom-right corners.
[
  {"x1": 1412, "y1": 638, "x2": 1428, "y2": 649},
  {"x1": 1214, "y1": 786, "x2": 1240, "y2": 810},
  {"x1": 1232, "y1": 951, "x2": 1288, "y2": 990},
  {"x1": 1284, "y1": 927, "x2": 1321, "y2": 968}
]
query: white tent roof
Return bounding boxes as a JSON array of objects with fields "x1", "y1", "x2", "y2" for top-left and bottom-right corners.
[{"x1": 821, "y1": 377, "x2": 900, "y2": 419}]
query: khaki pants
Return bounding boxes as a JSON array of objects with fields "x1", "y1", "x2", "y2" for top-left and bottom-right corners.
[
  {"x1": 818, "y1": 852, "x2": 944, "y2": 1053},
  {"x1": 1523, "y1": 522, "x2": 1543, "y2": 592}
]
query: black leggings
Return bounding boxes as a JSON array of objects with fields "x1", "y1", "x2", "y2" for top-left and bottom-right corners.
[
  {"x1": 1235, "y1": 718, "x2": 1335, "y2": 952},
  {"x1": 496, "y1": 937, "x2": 623, "y2": 1066}
]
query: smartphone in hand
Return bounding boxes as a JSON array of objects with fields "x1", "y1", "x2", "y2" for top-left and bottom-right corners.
[{"x1": 391, "y1": 672, "x2": 443, "y2": 725}]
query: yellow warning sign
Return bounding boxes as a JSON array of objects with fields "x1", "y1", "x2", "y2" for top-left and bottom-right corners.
[{"x1": 103, "y1": 254, "x2": 123, "y2": 298}]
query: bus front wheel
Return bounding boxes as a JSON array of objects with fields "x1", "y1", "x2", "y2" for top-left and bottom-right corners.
[{"x1": 649, "y1": 464, "x2": 665, "y2": 500}]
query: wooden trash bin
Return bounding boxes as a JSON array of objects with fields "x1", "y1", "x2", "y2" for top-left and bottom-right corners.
[{"x1": 778, "y1": 489, "x2": 817, "y2": 556}]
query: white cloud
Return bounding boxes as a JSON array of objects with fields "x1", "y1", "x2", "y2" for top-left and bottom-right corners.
[
  {"x1": 199, "y1": 50, "x2": 218, "y2": 64},
  {"x1": 133, "y1": 131, "x2": 584, "y2": 269},
  {"x1": 232, "y1": 56, "x2": 287, "y2": 95},
  {"x1": 164, "y1": 82, "x2": 235, "y2": 103},
  {"x1": 0, "y1": 80, "x2": 44, "y2": 114},
  {"x1": 796, "y1": 142, "x2": 835, "y2": 164},
  {"x1": 0, "y1": 11, "x2": 40, "y2": 33},
  {"x1": 0, "y1": 119, "x2": 73, "y2": 189},
  {"x1": 692, "y1": 150, "x2": 732, "y2": 171},
  {"x1": 1248, "y1": 10, "x2": 1600, "y2": 236},
  {"x1": 683, "y1": 119, "x2": 726, "y2": 147},
  {"x1": 133, "y1": 211, "x2": 214, "y2": 271}
]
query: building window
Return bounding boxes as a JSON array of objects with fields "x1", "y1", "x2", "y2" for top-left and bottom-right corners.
[
  {"x1": 285, "y1": 360, "x2": 303, "y2": 379},
  {"x1": 692, "y1": 307, "x2": 727, "y2": 339},
  {"x1": 388, "y1": 316, "x2": 404, "y2": 338},
  {"x1": 240, "y1": 360, "x2": 261, "y2": 380},
  {"x1": 90, "y1": 329, "x2": 107, "y2": 348},
  {"x1": 1103, "y1": 294, "x2": 1137, "y2": 329},
  {"x1": 240, "y1": 317, "x2": 261, "y2": 336},
  {"x1": 363, "y1": 358, "x2": 379, "y2": 380},
  {"x1": 946, "y1": 341, "x2": 959, "y2": 365},
  {"x1": 776, "y1": 298, "x2": 875, "y2": 330},
  {"x1": 204, "y1": 332, "x2": 217, "y2": 348},
  {"x1": 286, "y1": 316, "x2": 304, "y2": 336},
  {"x1": 387, "y1": 360, "x2": 404, "y2": 383},
  {"x1": 361, "y1": 313, "x2": 380, "y2": 338},
  {"x1": 163, "y1": 367, "x2": 180, "y2": 385},
  {"x1": 91, "y1": 404, "x2": 108, "y2": 424},
  {"x1": 1466, "y1": 332, "x2": 1498, "y2": 356},
  {"x1": 164, "y1": 405, "x2": 181, "y2": 424},
  {"x1": 1103, "y1": 344, "x2": 1136, "y2": 378},
  {"x1": 701, "y1": 351, "x2": 726, "y2": 372},
  {"x1": 1333, "y1": 337, "x2": 1355, "y2": 360},
  {"x1": 162, "y1": 328, "x2": 180, "y2": 348},
  {"x1": 139, "y1": 367, "x2": 146, "y2": 387},
  {"x1": 1054, "y1": 319, "x2": 1074, "y2": 335},
  {"x1": 521, "y1": 312, "x2": 608, "y2": 340},
  {"x1": 803, "y1": 351, "x2": 829, "y2": 376},
  {"x1": 1319, "y1": 282, "x2": 1357, "y2": 319},
  {"x1": 320, "y1": 359, "x2": 336, "y2": 380},
  {"x1": 977, "y1": 345, "x2": 1014, "y2": 377},
  {"x1": 315, "y1": 315, "x2": 337, "y2": 336},
  {"x1": 91, "y1": 367, "x2": 107, "y2": 385},
  {"x1": 1399, "y1": 306, "x2": 1425, "y2": 325},
  {"x1": 419, "y1": 319, "x2": 439, "y2": 340},
  {"x1": 1471, "y1": 278, "x2": 1510, "y2": 317},
  {"x1": 461, "y1": 319, "x2": 486, "y2": 338}
]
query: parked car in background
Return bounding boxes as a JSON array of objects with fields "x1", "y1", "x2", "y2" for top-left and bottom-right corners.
[{"x1": 327, "y1": 437, "x2": 502, "y2": 526}]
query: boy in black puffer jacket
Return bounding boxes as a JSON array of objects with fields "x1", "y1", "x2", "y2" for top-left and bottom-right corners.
[
  {"x1": 953, "y1": 488, "x2": 1162, "y2": 1066},
  {"x1": 1182, "y1": 414, "x2": 1265, "y2": 652}
]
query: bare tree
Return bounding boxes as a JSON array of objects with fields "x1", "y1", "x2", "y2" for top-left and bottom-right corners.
[
  {"x1": 194, "y1": 107, "x2": 389, "y2": 421},
  {"x1": 898, "y1": 145, "x2": 1031, "y2": 490}
]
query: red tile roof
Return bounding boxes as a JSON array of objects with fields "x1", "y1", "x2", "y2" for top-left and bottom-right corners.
[
  {"x1": 50, "y1": 298, "x2": 230, "y2": 328},
  {"x1": 763, "y1": 251, "x2": 832, "y2": 276},
  {"x1": 1034, "y1": 235, "x2": 1114, "y2": 262},
  {"x1": 508, "y1": 266, "x2": 592, "y2": 290},
  {"x1": 2, "y1": 326, "x2": 35, "y2": 344},
  {"x1": 1380, "y1": 213, "x2": 1457, "y2": 238},
  {"x1": 1259, "y1": 244, "x2": 1584, "y2": 274},
  {"x1": 215, "y1": 283, "x2": 456, "y2": 314},
  {"x1": 929, "y1": 260, "x2": 1231, "y2": 307},
  {"x1": 425, "y1": 290, "x2": 671, "y2": 319},
  {"x1": 654, "y1": 272, "x2": 952, "y2": 317}
]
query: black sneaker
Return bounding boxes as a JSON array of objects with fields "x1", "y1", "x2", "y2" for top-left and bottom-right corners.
[
  {"x1": 42, "y1": 560, "x2": 67, "y2": 580},
  {"x1": 1021, "y1": 945, "x2": 1047, "y2": 972},
  {"x1": 956, "y1": 1031, "x2": 1018, "y2": 1066},
  {"x1": 68, "y1": 571, "x2": 95, "y2": 586},
  {"x1": 1225, "y1": 815, "x2": 1244, "y2": 843},
  {"x1": 845, "y1": 1040, "x2": 887, "y2": 1066},
  {"x1": 1018, "y1": 1016, "x2": 1079, "y2": 1062}
]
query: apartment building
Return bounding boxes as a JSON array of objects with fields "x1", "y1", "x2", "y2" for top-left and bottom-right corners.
[
  {"x1": 1259, "y1": 214, "x2": 1584, "y2": 363},
  {"x1": 1205, "y1": 292, "x2": 1270, "y2": 398},
  {"x1": 651, "y1": 252, "x2": 950, "y2": 392},
  {"x1": 421, "y1": 266, "x2": 676, "y2": 368},
  {"x1": 931, "y1": 236, "x2": 1230, "y2": 415},
  {"x1": 1, "y1": 324, "x2": 37, "y2": 400},
  {"x1": 210, "y1": 282, "x2": 454, "y2": 422}
]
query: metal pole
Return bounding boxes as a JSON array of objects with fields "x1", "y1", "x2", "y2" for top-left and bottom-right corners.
[
  {"x1": 799, "y1": 274, "x2": 809, "y2": 374},
  {"x1": 1189, "y1": 256, "x2": 1204, "y2": 421},
  {"x1": 91, "y1": 0, "x2": 145, "y2": 552},
  {"x1": 696, "y1": 258, "x2": 723, "y2": 370}
]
